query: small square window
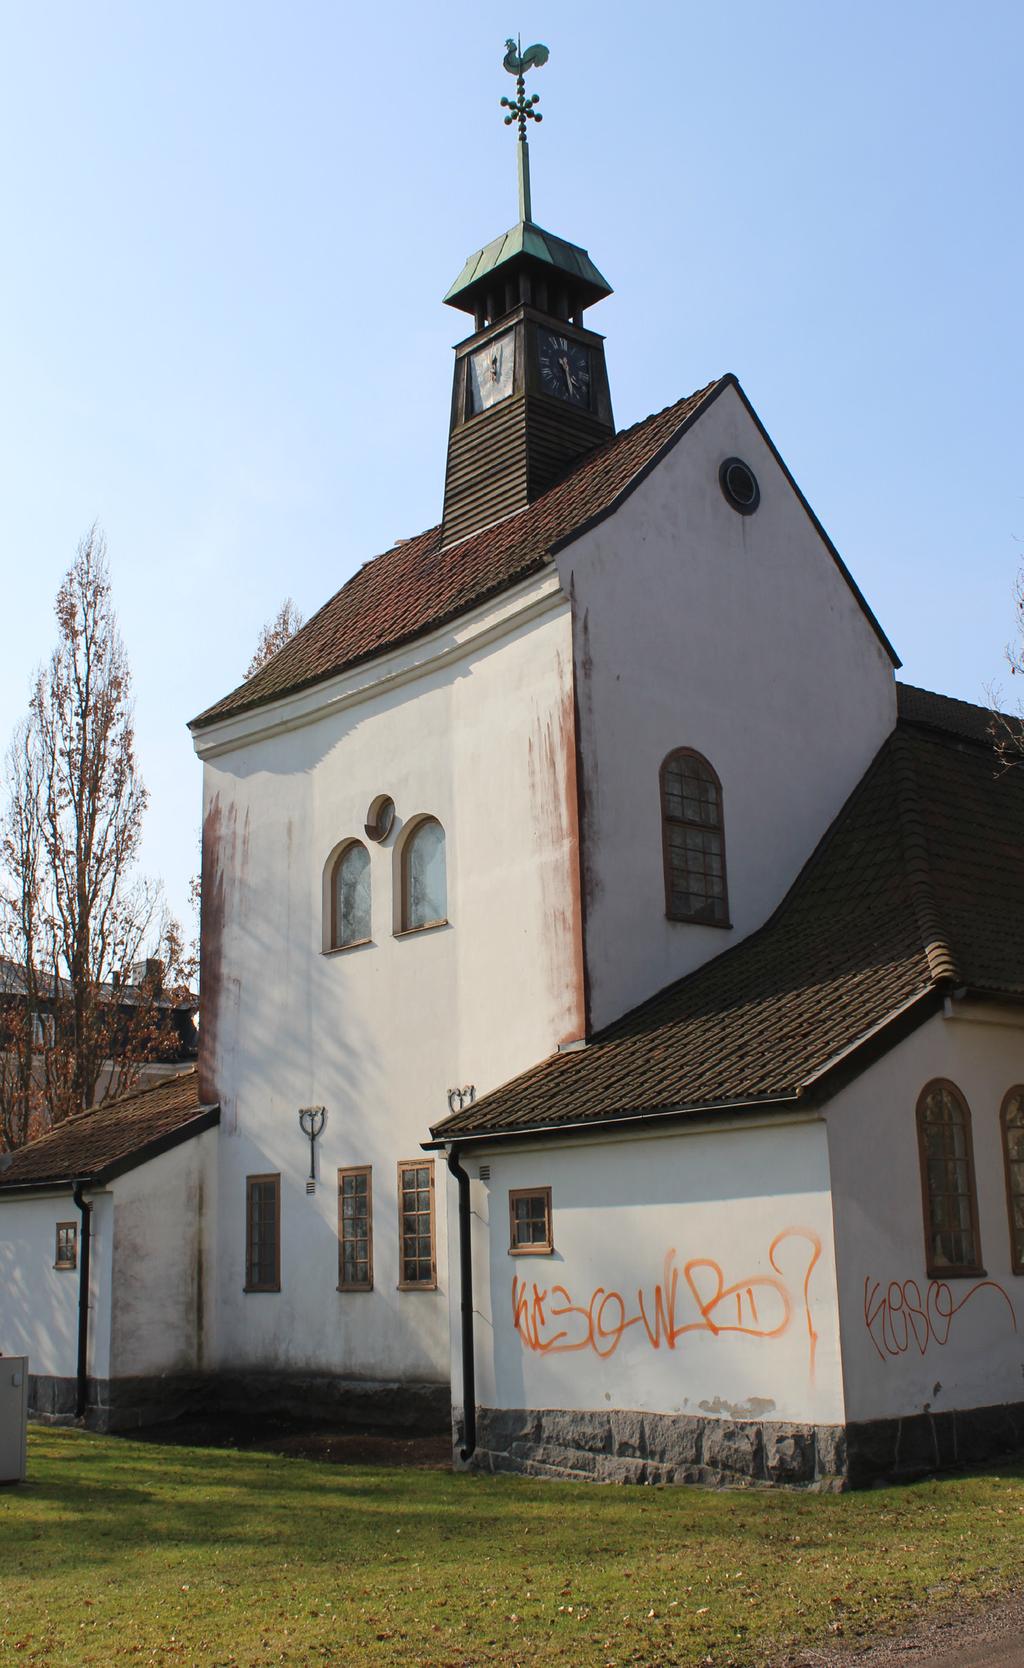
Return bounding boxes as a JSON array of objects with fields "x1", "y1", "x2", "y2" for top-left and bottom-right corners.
[
  {"x1": 55, "y1": 1222, "x2": 77, "y2": 1269},
  {"x1": 508, "y1": 1187, "x2": 553, "y2": 1256}
]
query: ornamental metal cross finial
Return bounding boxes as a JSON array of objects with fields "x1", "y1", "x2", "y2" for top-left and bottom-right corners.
[{"x1": 500, "y1": 36, "x2": 549, "y2": 222}]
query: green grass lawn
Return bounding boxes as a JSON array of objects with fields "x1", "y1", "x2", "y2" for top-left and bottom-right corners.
[{"x1": 1, "y1": 1429, "x2": 1023, "y2": 1666}]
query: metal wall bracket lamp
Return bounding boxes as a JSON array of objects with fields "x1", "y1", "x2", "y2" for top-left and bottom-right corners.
[{"x1": 298, "y1": 1105, "x2": 327, "y2": 1194}]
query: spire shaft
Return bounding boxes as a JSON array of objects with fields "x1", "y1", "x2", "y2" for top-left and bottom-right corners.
[{"x1": 518, "y1": 139, "x2": 532, "y2": 222}]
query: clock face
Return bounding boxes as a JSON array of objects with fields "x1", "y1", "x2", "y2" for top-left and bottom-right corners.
[
  {"x1": 466, "y1": 332, "x2": 515, "y2": 414},
  {"x1": 538, "y1": 331, "x2": 591, "y2": 406}
]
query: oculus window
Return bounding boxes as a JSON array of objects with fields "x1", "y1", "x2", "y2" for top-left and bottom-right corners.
[
  {"x1": 660, "y1": 749, "x2": 729, "y2": 926},
  {"x1": 916, "y1": 1081, "x2": 982, "y2": 1278},
  {"x1": 401, "y1": 818, "x2": 447, "y2": 932}
]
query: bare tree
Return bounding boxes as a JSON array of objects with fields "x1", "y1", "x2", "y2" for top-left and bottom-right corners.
[
  {"x1": 992, "y1": 561, "x2": 1024, "y2": 768},
  {"x1": 245, "y1": 597, "x2": 304, "y2": 678},
  {"x1": 0, "y1": 528, "x2": 185, "y2": 1142}
]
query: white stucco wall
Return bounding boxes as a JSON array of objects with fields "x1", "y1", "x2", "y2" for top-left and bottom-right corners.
[
  {"x1": 0, "y1": 1190, "x2": 112, "y2": 1382},
  {"x1": 827, "y1": 1004, "x2": 1024, "y2": 1424},
  {"x1": 109, "y1": 1128, "x2": 218, "y2": 1379},
  {"x1": 194, "y1": 578, "x2": 585, "y2": 1381},
  {"x1": 558, "y1": 381, "x2": 898, "y2": 1030},
  {"x1": 456, "y1": 1115, "x2": 843, "y2": 1428}
]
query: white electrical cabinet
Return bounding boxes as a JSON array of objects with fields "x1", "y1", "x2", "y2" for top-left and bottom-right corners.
[{"x1": 0, "y1": 1356, "x2": 28, "y2": 1484}]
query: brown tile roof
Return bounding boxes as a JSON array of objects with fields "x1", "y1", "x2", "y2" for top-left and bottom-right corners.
[
  {"x1": 0, "y1": 1068, "x2": 218, "y2": 1191},
  {"x1": 191, "y1": 380, "x2": 724, "y2": 729},
  {"x1": 191, "y1": 373, "x2": 898, "y2": 731},
  {"x1": 431, "y1": 695, "x2": 1024, "y2": 1144},
  {"x1": 897, "y1": 680, "x2": 1023, "y2": 751}
]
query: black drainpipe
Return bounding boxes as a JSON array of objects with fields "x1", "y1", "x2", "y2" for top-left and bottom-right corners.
[
  {"x1": 71, "y1": 1181, "x2": 92, "y2": 1420},
  {"x1": 446, "y1": 1145, "x2": 476, "y2": 1461}
]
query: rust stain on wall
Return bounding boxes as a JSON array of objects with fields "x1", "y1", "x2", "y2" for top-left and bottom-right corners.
[
  {"x1": 527, "y1": 652, "x2": 587, "y2": 1048},
  {"x1": 198, "y1": 794, "x2": 229, "y2": 1107}
]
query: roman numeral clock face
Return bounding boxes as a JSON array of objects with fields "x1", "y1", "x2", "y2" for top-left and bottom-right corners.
[
  {"x1": 466, "y1": 332, "x2": 515, "y2": 414},
  {"x1": 539, "y1": 331, "x2": 591, "y2": 406}
]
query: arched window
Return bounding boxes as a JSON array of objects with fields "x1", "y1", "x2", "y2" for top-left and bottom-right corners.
[
  {"x1": 659, "y1": 749, "x2": 729, "y2": 926},
  {"x1": 916, "y1": 1080, "x2": 982, "y2": 1277},
  {"x1": 1000, "y1": 1087, "x2": 1024, "y2": 1275},
  {"x1": 401, "y1": 818, "x2": 446, "y2": 932},
  {"x1": 330, "y1": 841, "x2": 371, "y2": 948}
]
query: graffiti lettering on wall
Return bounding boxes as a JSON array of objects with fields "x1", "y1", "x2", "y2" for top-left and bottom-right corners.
[
  {"x1": 512, "y1": 1228, "x2": 822, "y2": 1377},
  {"x1": 864, "y1": 1276, "x2": 1016, "y2": 1363}
]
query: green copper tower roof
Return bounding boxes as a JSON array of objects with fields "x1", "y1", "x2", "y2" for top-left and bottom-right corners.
[
  {"x1": 444, "y1": 40, "x2": 612, "y2": 319},
  {"x1": 443, "y1": 220, "x2": 612, "y2": 314}
]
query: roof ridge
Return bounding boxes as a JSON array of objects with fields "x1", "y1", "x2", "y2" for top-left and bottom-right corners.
[
  {"x1": 890, "y1": 729, "x2": 960, "y2": 986},
  {"x1": 62, "y1": 1064, "x2": 198, "y2": 1128}
]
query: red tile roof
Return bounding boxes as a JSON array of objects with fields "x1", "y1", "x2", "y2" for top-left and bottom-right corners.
[
  {"x1": 191, "y1": 380, "x2": 724, "y2": 729},
  {"x1": 431, "y1": 692, "x2": 1024, "y2": 1144},
  {"x1": 0, "y1": 1069, "x2": 218, "y2": 1190},
  {"x1": 191, "y1": 373, "x2": 897, "y2": 731}
]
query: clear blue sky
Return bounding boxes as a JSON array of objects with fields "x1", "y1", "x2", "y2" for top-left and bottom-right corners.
[{"x1": 2, "y1": 0, "x2": 1021, "y2": 932}]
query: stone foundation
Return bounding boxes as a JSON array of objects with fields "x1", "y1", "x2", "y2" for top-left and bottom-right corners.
[
  {"x1": 28, "y1": 1371, "x2": 451, "y2": 1436},
  {"x1": 471, "y1": 1406, "x2": 846, "y2": 1490},
  {"x1": 471, "y1": 1400, "x2": 1024, "y2": 1489}
]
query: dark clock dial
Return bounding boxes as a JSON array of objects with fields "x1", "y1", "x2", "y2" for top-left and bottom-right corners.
[{"x1": 538, "y1": 331, "x2": 591, "y2": 406}]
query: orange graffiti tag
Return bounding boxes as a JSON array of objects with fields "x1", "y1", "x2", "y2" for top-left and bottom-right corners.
[
  {"x1": 512, "y1": 1228, "x2": 822, "y2": 1376},
  {"x1": 864, "y1": 1275, "x2": 1016, "y2": 1362}
]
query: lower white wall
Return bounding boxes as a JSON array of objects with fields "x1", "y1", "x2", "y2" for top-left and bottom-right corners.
[
  {"x1": 827, "y1": 1005, "x2": 1024, "y2": 1424},
  {"x1": 0, "y1": 1190, "x2": 112, "y2": 1382},
  {"x1": 458, "y1": 1115, "x2": 844, "y2": 1428},
  {"x1": 109, "y1": 1129, "x2": 218, "y2": 1379}
]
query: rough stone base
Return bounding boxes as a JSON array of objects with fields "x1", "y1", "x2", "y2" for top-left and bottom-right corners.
[
  {"x1": 28, "y1": 1371, "x2": 451, "y2": 1436},
  {"x1": 472, "y1": 1406, "x2": 846, "y2": 1490},
  {"x1": 846, "y1": 1399, "x2": 1024, "y2": 1486},
  {"x1": 471, "y1": 1400, "x2": 1024, "y2": 1490}
]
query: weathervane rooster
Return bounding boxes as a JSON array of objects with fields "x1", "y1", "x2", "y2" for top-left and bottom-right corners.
[{"x1": 499, "y1": 35, "x2": 550, "y2": 221}]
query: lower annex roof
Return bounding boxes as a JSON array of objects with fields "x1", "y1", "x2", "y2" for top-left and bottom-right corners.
[{"x1": 430, "y1": 687, "x2": 1024, "y2": 1146}]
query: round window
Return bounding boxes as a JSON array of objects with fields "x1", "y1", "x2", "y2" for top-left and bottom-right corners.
[
  {"x1": 719, "y1": 457, "x2": 760, "y2": 515},
  {"x1": 364, "y1": 794, "x2": 396, "y2": 843}
]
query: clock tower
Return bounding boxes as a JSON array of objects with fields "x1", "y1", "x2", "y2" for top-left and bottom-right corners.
[{"x1": 440, "y1": 41, "x2": 614, "y2": 548}]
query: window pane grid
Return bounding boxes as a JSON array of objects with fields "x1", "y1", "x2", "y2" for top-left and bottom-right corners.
[
  {"x1": 338, "y1": 1168, "x2": 372, "y2": 1290},
  {"x1": 1003, "y1": 1091, "x2": 1024, "y2": 1270},
  {"x1": 918, "y1": 1084, "x2": 979, "y2": 1274},
  {"x1": 661, "y1": 753, "x2": 728, "y2": 925},
  {"x1": 398, "y1": 1163, "x2": 435, "y2": 1286},
  {"x1": 509, "y1": 1188, "x2": 553, "y2": 1253},
  {"x1": 246, "y1": 1176, "x2": 280, "y2": 1290}
]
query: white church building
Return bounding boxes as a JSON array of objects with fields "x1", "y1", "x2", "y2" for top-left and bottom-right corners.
[{"x1": 2, "y1": 52, "x2": 1023, "y2": 1488}]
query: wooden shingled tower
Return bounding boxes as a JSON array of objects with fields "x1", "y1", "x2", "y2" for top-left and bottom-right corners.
[{"x1": 441, "y1": 39, "x2": 614, "y2": 548}]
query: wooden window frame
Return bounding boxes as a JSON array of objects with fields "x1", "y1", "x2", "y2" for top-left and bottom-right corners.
[
  {"x1": 328, "y1": 839, "x2": 372, "y2": 953},
  {"x1": 337, "y1": 1165, "x2": 373, "y2": 1292},
  {"x1": 508, "y1": 1186, "x2": 554, "y2": 1256},
  {"x1": 54, "y1": 1221, "x2": 77, "y2": 1270},
  {"x1": 1000, "y1": 1086, "x2": 1024, "y2": 1276},
  {"x1": 916, "y1": 1079, "x2": 984, "y2": 1280},
  {"x1": 244, "y1": 1173, "x2": 281, "y2": 1293},
  {"x1": 398, "y1": 817, "x2": 448, "y2": 936},
  {"x1": 659, "y1": 747, "x2": 731, "y2": 928},
  {"x1": 397, "y1": 1159, "x2": 437, "y2": 1290}
]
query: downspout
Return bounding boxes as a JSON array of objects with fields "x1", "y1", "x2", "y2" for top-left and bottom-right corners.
[
  {"x1": 71, "y1": 1181, "x2": 92, "y2": 1420},
  {"x1": 445, "y1": 1145, "x2": 476, "y2": 1461}
]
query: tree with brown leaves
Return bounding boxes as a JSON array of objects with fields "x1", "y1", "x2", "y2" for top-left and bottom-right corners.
[
  {"x1": 0, "y1": 528, "x2": 190, "y2": 1145},
  {"x1": 245, "y1": 598, "x2": 304, "y2": 678}
]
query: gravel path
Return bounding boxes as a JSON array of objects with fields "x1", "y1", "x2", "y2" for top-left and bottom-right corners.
[{"x1": 774, "y1": 1592, "x2": 1024, "y2": 1668}]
